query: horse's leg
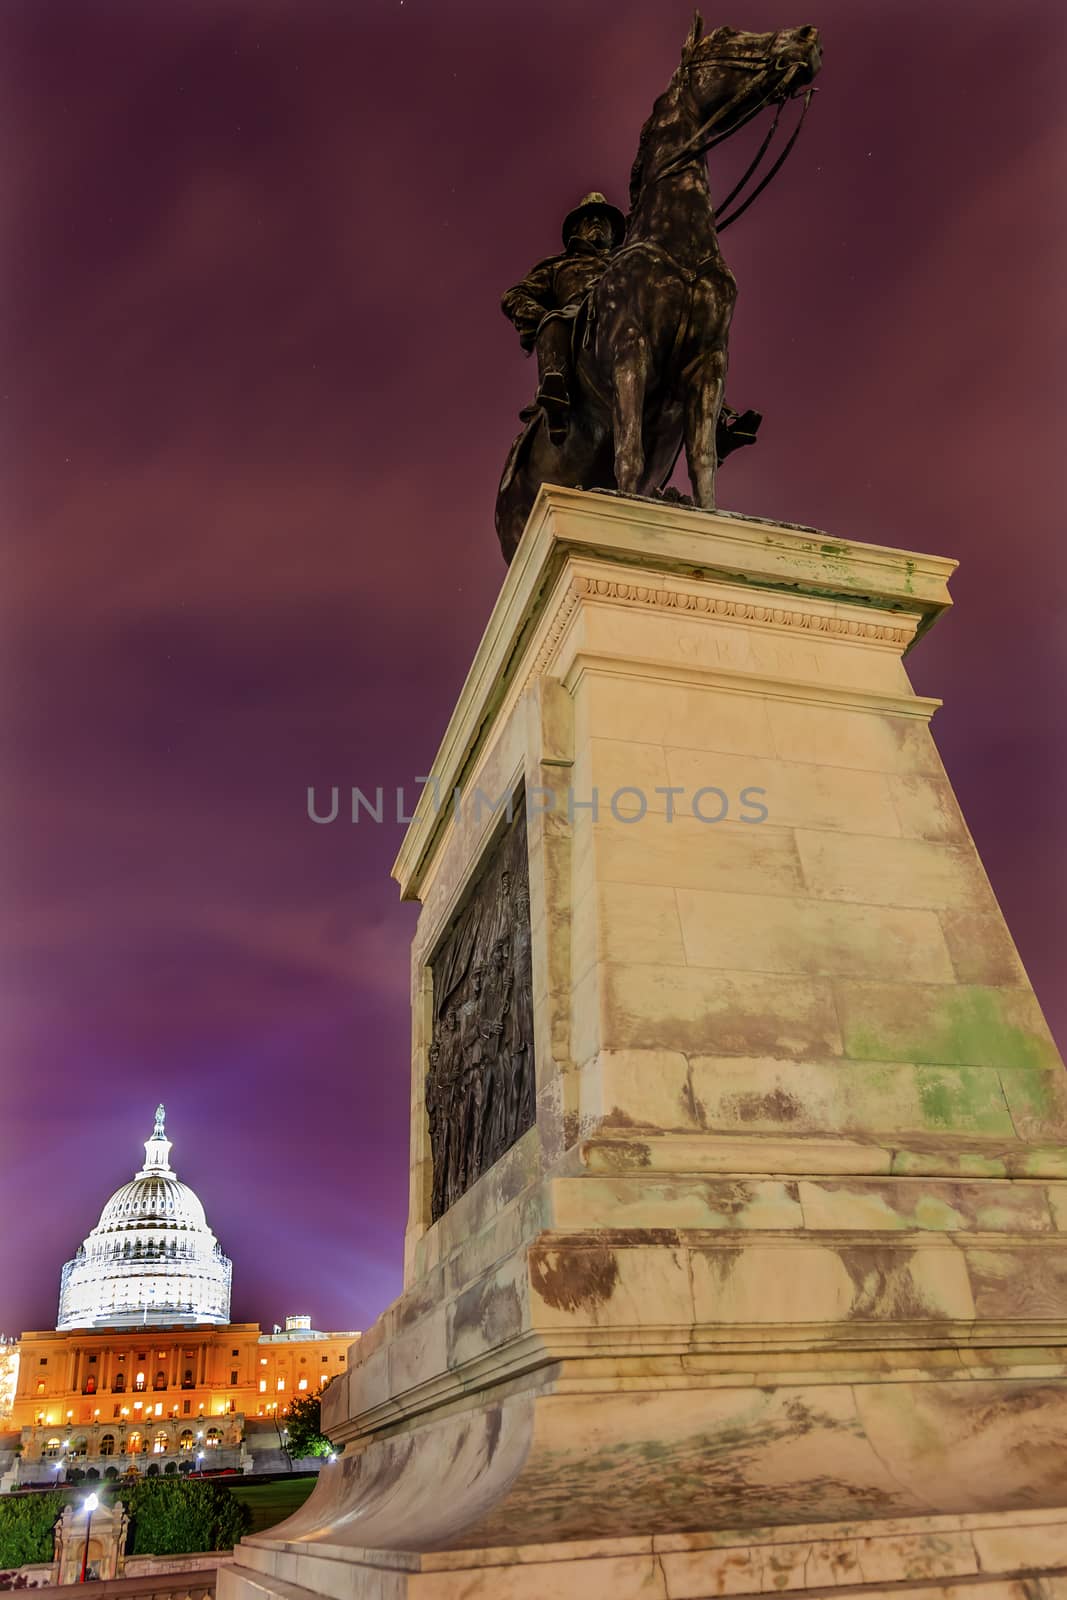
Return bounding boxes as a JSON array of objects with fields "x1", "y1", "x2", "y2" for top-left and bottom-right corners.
[
  {"x1": 611, "y1": 331, "x2": 649, "y2": 496},
  {"x1": 683, "y1": 348, "x2": 728, "y2": 511}
]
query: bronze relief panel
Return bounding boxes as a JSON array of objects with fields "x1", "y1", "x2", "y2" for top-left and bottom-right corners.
[{"x1": 426, "y1": 794, "x2": 534, "y2": 1221}]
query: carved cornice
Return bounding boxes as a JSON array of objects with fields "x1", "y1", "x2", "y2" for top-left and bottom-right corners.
[{"x1": 524, "y1": 574, "x2": 915, "y2": 689}]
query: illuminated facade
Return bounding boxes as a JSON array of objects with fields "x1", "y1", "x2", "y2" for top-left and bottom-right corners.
[{"x1": 3, "y1": 1111, "x2": 358, "y2": 1485}]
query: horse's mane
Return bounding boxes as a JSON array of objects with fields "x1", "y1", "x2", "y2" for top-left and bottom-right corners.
[{"x1": 627, "y1": 66, "x2": 687, "y2": 210}]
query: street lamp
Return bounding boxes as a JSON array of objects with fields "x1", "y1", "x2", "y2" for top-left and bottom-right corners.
[{"x1": 80, "y1": 1493, "x2": 99, "y2": 1584}]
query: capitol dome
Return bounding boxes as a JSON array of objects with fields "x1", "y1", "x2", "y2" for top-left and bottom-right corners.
[{"x1": 57, "y1": 1106, "x2": 232, "y2": 1331}]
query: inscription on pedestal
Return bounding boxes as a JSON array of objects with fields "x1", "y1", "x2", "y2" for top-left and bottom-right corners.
[{"x1": 427, "y1": 795, "x2": 534, "y2": 1220}]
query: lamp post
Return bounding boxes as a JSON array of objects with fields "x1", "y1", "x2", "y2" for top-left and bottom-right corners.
[{"x1": 79, "y1": 1492, "x2": 99, "y2": 1583}]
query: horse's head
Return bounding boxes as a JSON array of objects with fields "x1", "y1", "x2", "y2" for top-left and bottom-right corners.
[{"x1": 680, "y1": 15, "x2": 821, "y2": 134}]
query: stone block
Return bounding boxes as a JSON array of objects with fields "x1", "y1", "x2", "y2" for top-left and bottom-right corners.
[
  {"x1": 688, "y1": 1055, "x2": 1016, "y2": 1140},
  {"x1": 795, "y1": 1178, "x2": 1053, "y2": 1234},
  {"x1": 447, "y1": 1255, "x2": 528, "y2": 1369},
  {"x1": 939, "y1": 910, "x2": 1030, "y2": 987},
  {"x1": 676, "y1": 886, "x2": 955, "y2": 982},
  {"x1": 593, "y1": 814, "x2": 805, "y2": 897},
  {"x1": 578, "y1": 1048, "x2": 699, "y2": 1133},
  {"x1": 665, "y1": 746, "x2": 902, "y2": 834},
  {"x1": 766, "y1": 698, "x2": 941, "y2": 776},
  {"x1": 600, "y1": 964, "x2": 843, "y2": 1058},
  {"x1": 689, "y1": 1239, "x2": 975, "y2": 1325},
  {"x1": 794, "y1": 828, "x2": 995, "y2": 910},
  {"x1": 528, "y1": 1238, "x2": 695, "y2": 1330},
  {"x1": 999, "y1": 1063, "x2": 1067, "y2": 1142},
  {"x1": 548, "y1": 1175, "x2": 805, "y2": 1233},
  {"x1": 890, "y1": 772, "x2": 971, "y2": 844},
  {"x1": 596, "y1": 882, "x2": 687, "y2": 968},
  {"x1": 964, "y1": 1244, "x2": 1067, "y2": 1321},
  {"x1": 581, "y1": 671, "x2": 777, "y2": 758},
  {"x1": 836, "y1": 981, "x2": 1060, "y2": 1071}
]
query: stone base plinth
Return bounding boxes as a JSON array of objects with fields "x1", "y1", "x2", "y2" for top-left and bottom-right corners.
[
  {"x1": 223, "y1": 1507, "x2": 1067, "y2": 1599},
  {"x1": 222, "y1": 490, "x2": 1067, "y2": 1598}
]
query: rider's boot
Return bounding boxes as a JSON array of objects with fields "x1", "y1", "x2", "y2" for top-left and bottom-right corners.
[{"x1": 534, "y1": 370, "x2": 570, "y2": 445}]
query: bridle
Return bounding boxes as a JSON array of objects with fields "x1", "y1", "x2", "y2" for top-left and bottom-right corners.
[{"x1": 646, "y1": 31, "x2": 815, "y2": 232}]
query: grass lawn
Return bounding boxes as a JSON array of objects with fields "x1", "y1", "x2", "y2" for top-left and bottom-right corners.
[{"x1": 226, "y1": 1476, "x2": 318, "y2": 1535}]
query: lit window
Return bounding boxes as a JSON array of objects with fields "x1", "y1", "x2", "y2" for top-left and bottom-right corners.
[
  {"x1": 154, "y1": 1402, "x2": 163, "y2": 1417},
  {"x1": 259, "y1": 1380, "x2": 267, "y2": 1393},
  {"x1": 260, "y1": 1358, "x2": 267, "y2": 1366},
  {"x1": 37, "y1": 1381, "x2": 45, "y2": 1395},
  {"x1": 134, "y1": 1402, "x2": 143, "y2": 1412},
  {"x1": 277, "y1": 1379, "x2": 285, "y2": 1392},
  {"x1": 298, "y1": 1379, "x2": 308, "y2": 1391}
]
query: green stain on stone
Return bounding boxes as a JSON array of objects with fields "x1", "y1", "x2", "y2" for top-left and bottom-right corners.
[
  {"x1": 846, "y1": 988, "x2": 1055, "y2": 1074},
  {"x1": 914, "y1": 1065, "x2": 1012, "y2": 1134}
]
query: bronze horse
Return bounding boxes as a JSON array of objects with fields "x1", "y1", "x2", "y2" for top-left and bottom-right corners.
[{"x1": 495, "y1": 16, "x2": 822, "y2": 563}]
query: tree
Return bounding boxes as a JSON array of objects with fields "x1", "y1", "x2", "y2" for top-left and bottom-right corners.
[
  {"x1": 281, "y1": 1388, "x2": 334, "y2": 1460},
  {"x1": 0, "y1": 1492, "x2": 66, "y2": 1568},
  {"x1": 120, "y1": 1479, "x2": 250, "y2": 1555}
]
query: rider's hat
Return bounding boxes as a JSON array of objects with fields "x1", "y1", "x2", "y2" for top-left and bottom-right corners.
[{"x1": 562, "y1": 191, "x2": 626, "y2": 249}]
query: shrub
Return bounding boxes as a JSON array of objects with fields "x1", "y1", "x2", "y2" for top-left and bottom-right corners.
[
  {"x1": 163, "y1": 1463, "x2": 176, "y2": 1476},
  {"x1": 0, "y1": 1492, "x2": 65, "y2": 1568},
  {"x1": 146, "y1": 1464, "x2": 159, "y2": 1478},
  {"x1": 120, "y1": 1480, "x2": 251, "y2": 1556},
  {"x1": 104, "y1": 1468, "x2": 119, "y2": 1482}
]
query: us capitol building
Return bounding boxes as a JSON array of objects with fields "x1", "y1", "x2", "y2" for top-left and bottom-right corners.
[{"x1": 0, "y1": 1109, "x2": 358, "y2": 1487}]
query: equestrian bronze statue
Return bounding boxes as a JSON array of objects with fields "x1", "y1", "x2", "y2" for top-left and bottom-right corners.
[{"x1": 495, "y1": 16, "x2": 822, "y2": 563}]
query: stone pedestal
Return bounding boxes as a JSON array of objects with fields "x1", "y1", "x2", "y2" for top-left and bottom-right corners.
[
  {"x1": 220, "y1": 488, "x2": 1067, "y2": 1599},
  {"x1": 54, "y1": 1498, "x2": 129, "y2": 1584}
]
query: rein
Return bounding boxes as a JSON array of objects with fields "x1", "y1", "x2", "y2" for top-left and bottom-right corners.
[
  {"x1": 715, "y1": 89, "x2": 813, "y2": 232},
  {"x1": 643, "y1": 39, "x2": 815, "y2": 231}
]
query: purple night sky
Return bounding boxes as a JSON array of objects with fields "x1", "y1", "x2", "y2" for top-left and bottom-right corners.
[{"x1": 1, "y1": 0, "x2": 1064, "y2": 1337}]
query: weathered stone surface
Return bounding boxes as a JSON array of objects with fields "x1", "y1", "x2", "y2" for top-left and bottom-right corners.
[
  {"x1": 600, "y1": 964, "x2": 843, "y2": 1059},
  {"x1": 836, "y1": 981, "x2": 1059, "y2": 1071},
  {"x1": 676, "y1": 886, "x2": 956, "y2": 982},
  {"x1": 232, "y1": 494, "x2": 1066, "y2": 1600}
]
